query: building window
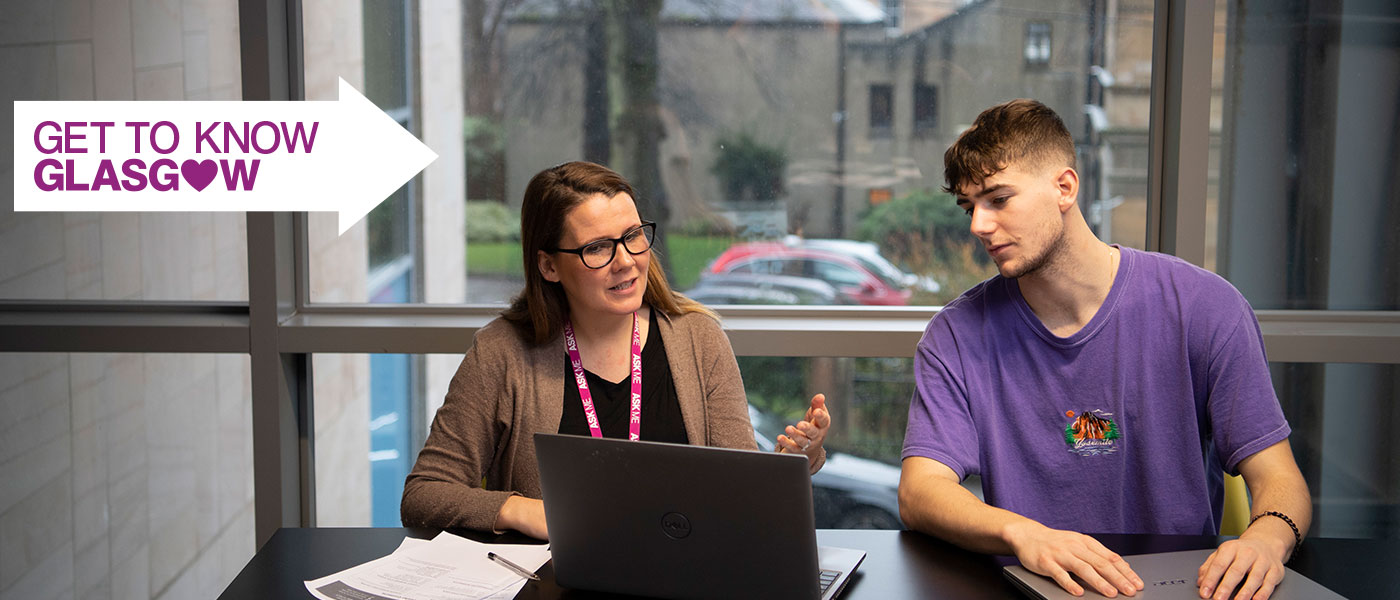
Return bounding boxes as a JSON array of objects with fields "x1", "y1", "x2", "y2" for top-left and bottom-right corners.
[
  {"x1": 1025, "y1": 21, "x2": 1051, "y2": 67},
  {"x1": 883, "y1": 0, "x2": 901, "y2": 31},
  {"x1": 913, "y1": 83, "x2": 937, "y2": 131},
  {"x1": 869, "y1": 84, "x2": 893, "y2": 133}
]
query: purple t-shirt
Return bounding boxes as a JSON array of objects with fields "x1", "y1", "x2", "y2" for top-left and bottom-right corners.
[{"x1": 903, "y1": 247, "x2": 1290, "y2": 535}]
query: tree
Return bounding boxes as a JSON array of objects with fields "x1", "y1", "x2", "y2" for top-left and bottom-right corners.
[
  {"x1": 591, "y1": 0, "x2": 671, "y2": 273},
  {"x1": 462, "y1": 0, "x2": 520, "y2": 202},
  {"x1": 499, "y1": 0, "x2": 672, "y2": 272}
]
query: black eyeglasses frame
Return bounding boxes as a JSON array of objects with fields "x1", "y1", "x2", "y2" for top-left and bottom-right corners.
[{"x1": 548, "y1": 221, "x2": 657, "y2": 269}]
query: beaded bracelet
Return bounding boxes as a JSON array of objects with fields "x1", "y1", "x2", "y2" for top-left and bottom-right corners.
[{"x1": 1249, "y1": 510, "x2": 1302, "y2": 560}]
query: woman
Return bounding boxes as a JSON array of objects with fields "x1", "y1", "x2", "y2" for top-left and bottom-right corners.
[{"x1": 401, "y1": 161, "x2": 830, "y2": 539}]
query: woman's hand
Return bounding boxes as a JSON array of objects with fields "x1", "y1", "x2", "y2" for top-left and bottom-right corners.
[
  {"x1": 495, "y1": 495, "x2": 549, "y2": 540},
  {"x1": 777, "y1": 393, "x2": 831, "y2": 474}
]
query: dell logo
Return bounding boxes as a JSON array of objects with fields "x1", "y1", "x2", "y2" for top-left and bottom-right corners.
[{"x1": 661, "y1": 512, "x2": 691, "y2": 539}]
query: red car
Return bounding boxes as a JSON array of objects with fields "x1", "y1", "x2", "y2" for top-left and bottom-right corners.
[{"x1": 705, "y1": 242, "x2": 912, "y2": 305}]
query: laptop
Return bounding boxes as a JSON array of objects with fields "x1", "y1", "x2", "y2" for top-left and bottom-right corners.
[
  {"x1": 534, "y1": 432, "x2": 866, "y2": 600},
  {"x1": 1004, "y1": 548, "x2": 1345, "y2": 599}
]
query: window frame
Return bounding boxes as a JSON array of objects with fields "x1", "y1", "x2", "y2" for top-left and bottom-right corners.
[
  {"x1": 913, "y1": 83, "x2": 937, "y2": 132},
  {"x1": 1024, "y1": 21, "x2": 1052, "y2": 68},
  {"x1": 868, "y1": 83, "x2": 894, "y2": 134},
  {"x1": 0, "y1": 0, "x2": 1396, "y2": 548}
]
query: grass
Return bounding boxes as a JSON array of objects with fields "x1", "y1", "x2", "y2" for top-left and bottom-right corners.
[
  {"x1": 466, "y1": 241, "x2": 524, "y2": 276},
  {"x1": 465, "y1": 234, "x2": 732, "y2": 291},
  {"x1": 658, "y1": 234, "x2": 733, "y2": 290}
]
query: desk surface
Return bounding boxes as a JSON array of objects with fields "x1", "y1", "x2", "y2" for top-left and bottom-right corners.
[{"x1": 221, "y1": 528, "x2": 1394, "y2": 599}]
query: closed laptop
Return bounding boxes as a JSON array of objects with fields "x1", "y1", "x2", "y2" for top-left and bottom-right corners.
[{"x1": 1004, "y1": 548, "x2": 1344, "y2": 600}]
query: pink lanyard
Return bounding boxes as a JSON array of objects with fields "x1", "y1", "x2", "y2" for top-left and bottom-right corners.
[{"x1": 562, "y1": 311, "x2": 643, "y2": 441}]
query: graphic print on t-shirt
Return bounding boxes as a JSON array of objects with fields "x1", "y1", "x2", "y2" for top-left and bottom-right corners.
[{"x1": 1063, "y1": 409, "x2": 1121, "y2": 456}]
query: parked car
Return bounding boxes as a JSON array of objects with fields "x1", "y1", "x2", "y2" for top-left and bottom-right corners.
[
  {"x1": 684, "y1": 273, "x2": 845, "y2": 306},
  {"x1": 794, "y1": 237, "x2": 941, "y2": 294},
  {"x1": 749, "y1": 406, "x2": 904, "y2": 530},
  {"x1": 706, "y1": 242, "x2": 913, "y2": 305}
]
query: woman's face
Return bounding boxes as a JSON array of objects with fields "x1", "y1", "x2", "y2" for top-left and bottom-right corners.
[{"x1": 538, "y1": 192, "x2": 650, "y2": 321}]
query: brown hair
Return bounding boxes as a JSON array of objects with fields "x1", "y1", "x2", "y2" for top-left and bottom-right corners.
[
  {"x1": 501, "y1": 161, "x2": 716, "y2": 345},
  {"x1": 943, "y1": 98, "x2": 1076, "y2": 194}
]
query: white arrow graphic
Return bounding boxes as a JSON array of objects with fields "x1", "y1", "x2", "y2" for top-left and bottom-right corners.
[{"x1": 12, "y1": 78, "x2": 438, "y2": 235}]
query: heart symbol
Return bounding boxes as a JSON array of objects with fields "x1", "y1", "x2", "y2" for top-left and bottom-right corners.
[{"x1": 180, "y1": 159, "x2": 218, "y2": 191}]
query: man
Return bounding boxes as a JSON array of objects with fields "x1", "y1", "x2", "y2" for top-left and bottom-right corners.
[{"x1": 898, "y1": 99, "x2": 1311, "y2": 600}]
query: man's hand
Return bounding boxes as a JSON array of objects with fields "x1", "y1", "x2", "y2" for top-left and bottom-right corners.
[
  {"x1": 1198, "y1": 440, "x2": 1310, "y2": 599},
  {"x1": 1006, "y1": 520, "x2": 1144, "y2": 598},
  {"x1": 1196, "y1": 535, "x2": 1288, "y2": 599}
]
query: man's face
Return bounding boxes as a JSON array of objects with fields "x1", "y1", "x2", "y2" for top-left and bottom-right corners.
[{"x1": 954, "y1": 161, "x2": 1076, "y2": 279}]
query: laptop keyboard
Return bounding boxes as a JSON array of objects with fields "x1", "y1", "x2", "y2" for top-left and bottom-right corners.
[{"x1": 819, "y1": 569, "x2": 840, "y2": 594}]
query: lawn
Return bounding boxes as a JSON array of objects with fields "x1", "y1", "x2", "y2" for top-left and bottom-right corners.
[
  {"x1": 465, "y1": 234, "x2": 733, "y2": 292},
  {"x1": 658, "y1": 234, "x2": 733, "y2": 290}
]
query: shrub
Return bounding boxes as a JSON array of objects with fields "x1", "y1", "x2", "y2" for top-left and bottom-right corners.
[
  {"x1": 466, "y1": 200, "x2": 521, "y2": 243},
  {"x1": 854, "y1": 188, "x2": 989, "y2": 273},
  {"x1": 710, "y1": 131, "x2": 787, "y2": 203},
  {"x1": 464, "y1": 116, "x2": 505, "y2": 202}
]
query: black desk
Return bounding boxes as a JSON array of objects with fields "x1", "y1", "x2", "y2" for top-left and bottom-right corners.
[{"x1": 220, "y1": 528, "x2": 1395, "y2": 599}]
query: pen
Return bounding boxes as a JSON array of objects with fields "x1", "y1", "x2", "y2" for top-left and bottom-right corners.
[{"x1": 487, "y1": 551, "x2": 540, "y2": 581}]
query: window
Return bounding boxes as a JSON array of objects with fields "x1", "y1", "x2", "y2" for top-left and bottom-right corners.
[
  {"x1": 913, "y1": 83, "x2": 937, "y2": 131},
  {"x1": 0, "y1": 1, "x2": 257, "y2": 596},
  {"x1": 307, "y1": 3, "x2": 1150, "y2": 307},
  {"x1": 1269, "y1": 363, "x2": 1400, "y2": 538},
  {"x1": 738, "y1": 355, "x2": 984, "y2": 528},
  {"x1": 312, "y1": 353, "x2": 442, "y2": 527},
  {"x1": 1208, "y1": 0, "x2": 1399, "y2": 309},
  {"x1": 883, "y1": 0, "x2": 902, "y2": 31},
  {"x1": 0, "y1": 352, "x2": 253, "y2": 597},
  {"x1": 868, "y1": 84, "x2": 894, "y2": 132},
  {"x1": 1, "y1": 3, "x2": 248, "y2": 303},
  {"x1": 1025, "y1": 22, "x2": 1052, "y2": 67},
  {"x1": 809, "y1": 260, "x2": 868, "y2": 289},
  {"x1": 12, "y1": 4, "x2": 1399, "y2": 572}
]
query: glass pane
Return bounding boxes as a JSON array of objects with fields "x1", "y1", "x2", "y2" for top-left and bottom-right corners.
[
  {"x1": 304, "y1": 2, "x2": 463, "y2": 304},
  {"x1": 313, "y1": 353, "x2": 457, "y2": 527},
  {"x1": 313, "y1": 353, "x2": 374, "y2": 526},
  {"x1": 1271, "y1": 362, "x2": 1399, "y2": 539},
  {"x1": 745, "y1": 357, "x2": 1400, "y2": 539},
  {"x1": 499, "y1": 4, "x2": 1152, "y2": 307},
  {"x1": 1210, "y1": 0, "x2": 1400, "y2": 309},
  {"x1": 0, "y1": 353, "x2": 254, "y2": 597},
  {"x1": 360, "y1": 353, "x2": 1400, "y2": 540},
  {"x1": 361, "y1": 0, "x2": 410, "y2": 110},
  {"x1": 739, "y1": 355, "x2": 972, "y2": 529},
  {"x1": 305, "y1": 2, "x2": 1152, "y2": 305},
  {"x1": 1, "y1": 1, "x2": 247, "y2": 301},
  {"x1": 349, "y1": 352, "x2": 919, "y2": 530}
]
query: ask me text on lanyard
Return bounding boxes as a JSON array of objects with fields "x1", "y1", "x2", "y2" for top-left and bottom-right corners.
[{"x1": 563, "y1": 312, "x2": 642, "y2": 441}]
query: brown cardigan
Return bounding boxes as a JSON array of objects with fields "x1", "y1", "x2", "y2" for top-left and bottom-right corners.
[{"x1": 400, "y1": 309, "x2": 759, "y2": 531}]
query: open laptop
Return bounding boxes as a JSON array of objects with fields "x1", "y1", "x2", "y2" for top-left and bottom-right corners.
[
  {"x1": 1004, "y1": 548, "x2": 1345, "y2": 599},
  {"x1": 534, "y1": 432, "x2": 865, "y2": 600}
]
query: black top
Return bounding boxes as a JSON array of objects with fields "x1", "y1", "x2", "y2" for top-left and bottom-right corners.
[{"x1": 559, "y1": 310, "x2": 688, "y2": 444}]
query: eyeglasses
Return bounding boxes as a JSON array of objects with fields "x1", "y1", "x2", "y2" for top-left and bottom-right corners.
[{"x1": 550, "y1": 222, "x2": 656, "y2": 269}]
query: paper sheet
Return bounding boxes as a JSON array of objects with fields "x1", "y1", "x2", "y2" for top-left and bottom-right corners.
[{"x1": 304, "y1": 532, "x2": 551, "y2": 600}]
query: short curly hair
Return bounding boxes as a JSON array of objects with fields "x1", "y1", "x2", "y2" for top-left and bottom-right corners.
[{"x1": 943, "y1": 99, "x2": 1075, "y2": 194}]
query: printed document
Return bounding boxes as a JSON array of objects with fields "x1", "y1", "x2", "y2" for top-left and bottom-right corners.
[{"x1": 304, "y1": 531, "x2": 551, "y2": 600}]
